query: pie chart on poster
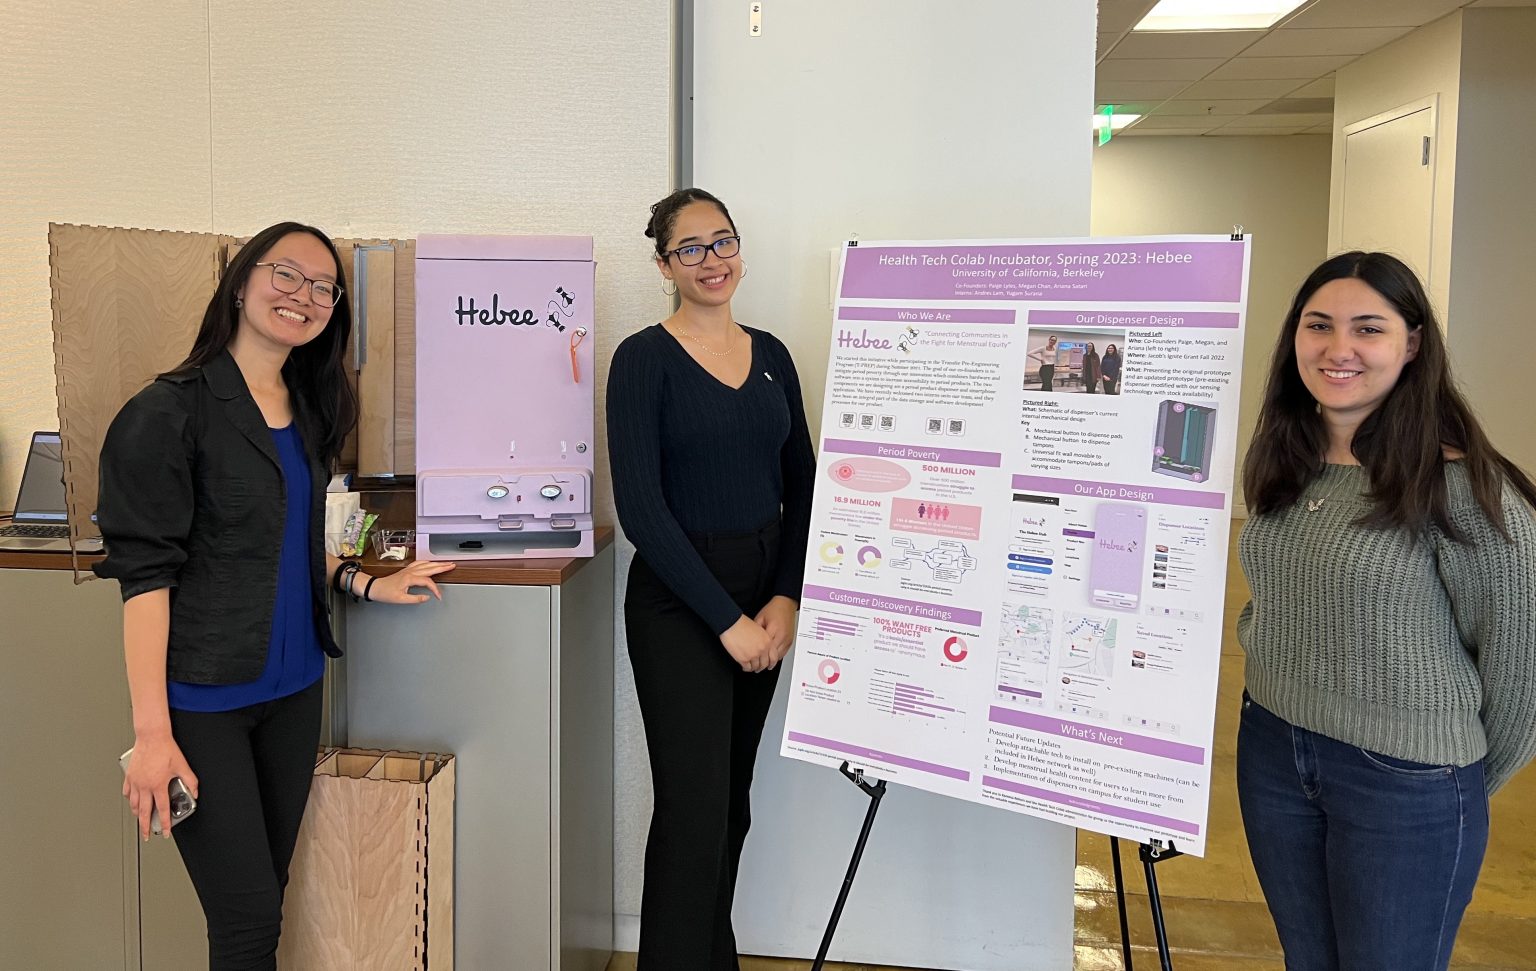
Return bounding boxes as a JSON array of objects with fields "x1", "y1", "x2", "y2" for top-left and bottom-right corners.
[
  {"x1": 818, "y1": 659, "x2": 842, "y2": 684},
  {"x1": 943, "y1": 636, "x2": 969, "y2": 663}
]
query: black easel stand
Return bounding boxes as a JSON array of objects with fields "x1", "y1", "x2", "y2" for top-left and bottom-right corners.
[
  {"x1": 810, "y1": 761, "x2": 887, "y2": 971},
  {"x1": 1110, "y1": 836, "x2": 1184, "y2": 971}
]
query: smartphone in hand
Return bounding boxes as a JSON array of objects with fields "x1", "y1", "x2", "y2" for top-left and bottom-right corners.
[{"x1": 119, "y1": 748, "x2": 197, "y2": 834}]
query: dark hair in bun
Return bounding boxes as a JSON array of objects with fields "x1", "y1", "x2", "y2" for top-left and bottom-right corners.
[{"x1": 646, "y1": 187, "x2": 735, "y2": 258}]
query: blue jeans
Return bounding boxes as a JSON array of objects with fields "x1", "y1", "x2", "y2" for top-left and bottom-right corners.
[{"x1": 1236, "y1": 694, "x2": 1488, "y2": 971}]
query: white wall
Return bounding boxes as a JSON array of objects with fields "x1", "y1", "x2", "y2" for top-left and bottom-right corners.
[
  {"x1": 1091, "y1": 135, "x2": 1334, "y2": 513},
  {"x1": 620, "y1": 2, "x2": 1095, "y2": 967},
  {"x1": 1329, "y1": 12, "x2": 1463, "y2": 314},
  {"x1": 0, "y1": 0, "x2": 673, "y2": 519},
  {"x1": 1446, "y1": 7, "x2": 1536, "y2": 476}
]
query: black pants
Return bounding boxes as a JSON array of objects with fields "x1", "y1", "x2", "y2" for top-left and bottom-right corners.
[
  {"x1": 169, "y1": 679, "x2": 323, "y2": 971},
  {"x1": 1039, "y1": 363, "x2": 1055, "y2": 391},
  {"x1": 625, "y1": 522, "x2": 784, "y2": 971}
]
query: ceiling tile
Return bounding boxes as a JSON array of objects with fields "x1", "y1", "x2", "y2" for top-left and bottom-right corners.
[
  {"x1": 1218, "y1": 112, "x2": 1335, "y2": 128},
  {"x1": 1098, "y1": 0, "x2": 1161, "y2": 34},
  {"x1": 1245, "y1": 26, "x2": 1414, "y2": 56},
  {"x1": 1112, "y1": 30, "x2": 1267, "y2": 59},
  {"x1": 1155, "y1": 99, "x2": 1276, "y2": 115},
  {"x1": 1256, "y1": 97, "x2": 1334, "y2": 114},
  {"x1": 1113, "y1": 128, "x2": 1218, "y2": 137},
  {"x1": 1206, "y1": 54, "x2": 1356, "y2": 79},
  {"x1": 1284, "y1": 0, "x2": 1469, "y2": 29},
  {"x1": 1206, "y1": 126, "x2": 1310, "y2": 135},
  {"x1": 1180, "y1": 78, "x2": 1317, "y2": 99},
  {"x1": 1130, "y1": 114, "x2": 1225, "y2": 130},
  {"x1": 1095, "y1": 81, "x2": 1190, "y2": 102},
  {"x1": 1303, "y1": 123, "x2": 1334, "y2": 133},
  {"x1": 1470, "y1": 0, "x2": 1536, "y2": 5},
  {"x1": 1098, "y1": 32, "x2": 1124, "y2": 57},
  {"x1": 1288, "y1": 77, "x2": 1337, "y2": 98},
  {"x1": 1097, "y1": 57, "x2": 1227, "y2": 81}
]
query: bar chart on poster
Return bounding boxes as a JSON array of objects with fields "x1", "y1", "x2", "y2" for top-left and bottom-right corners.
[{"x1": 782, "y1": 235, "x2": 1252, "y2": 855}]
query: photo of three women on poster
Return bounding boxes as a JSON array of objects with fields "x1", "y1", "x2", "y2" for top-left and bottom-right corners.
[{"x1": 1024, "y1": 329, "x2": 1123, "y2": 393}]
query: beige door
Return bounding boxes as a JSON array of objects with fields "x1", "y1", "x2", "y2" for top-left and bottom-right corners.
[{"x1": 1339, "y1": 101, "x2": 1436, "y2": 280}]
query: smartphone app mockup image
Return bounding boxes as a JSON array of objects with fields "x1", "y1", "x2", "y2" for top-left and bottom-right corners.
[{"x1": 1089, "y1": 503, "x2": 1147, "y2": 611}]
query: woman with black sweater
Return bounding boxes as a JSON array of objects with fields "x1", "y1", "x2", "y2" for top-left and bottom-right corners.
[{"x1": 607, "y1": 188, "x2": 816, "y2": 970}]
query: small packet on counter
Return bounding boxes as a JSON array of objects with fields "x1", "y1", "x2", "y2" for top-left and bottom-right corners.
[{"x1": 338, "y1": 511, "x2": 379, "y2": 558}]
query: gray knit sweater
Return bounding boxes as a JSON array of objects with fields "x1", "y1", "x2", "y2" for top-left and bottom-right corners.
[{"x1": 1238, "y1": 462, "x2": 1536, "y2": 794}]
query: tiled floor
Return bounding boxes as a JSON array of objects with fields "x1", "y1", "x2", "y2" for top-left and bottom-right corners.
[{"x1": 610, "y1": 526, "x2": 1536, "y2": 970}]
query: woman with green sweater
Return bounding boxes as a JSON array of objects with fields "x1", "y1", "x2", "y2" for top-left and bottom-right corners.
[{"x1": 1237, "y1": 251, "x2": 1536, "y2": 971}]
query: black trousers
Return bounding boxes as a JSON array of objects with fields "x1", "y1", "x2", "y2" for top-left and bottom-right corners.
[
  {"x1": 625, "y1": 521, "x2": 784, "y2": 971},
  {"x1": 169, "y1": 679, "x2": 323, "y2": 971},
  {"x1": 1039, "y1": 363, "x2": 1055, "y2": 391}
]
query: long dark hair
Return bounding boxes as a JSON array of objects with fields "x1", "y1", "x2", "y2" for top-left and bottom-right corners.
[
  {"x1": 171, "y1": 221, "x2": 357, "y2": 464},
  {"x1": 1244, "y1": 251, "x2": 1536, "y2": 539},
  {"x1": 645, "y1": 187, "x2": 736, "y2": 258}
]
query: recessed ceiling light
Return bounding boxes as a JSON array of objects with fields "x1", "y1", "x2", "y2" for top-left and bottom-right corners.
[
  {"x1": 1134, "y1": 0, "x2": 1306, "y2": 32},
  {"x1": 1093, "y1": 113, "x2": 1142, "y2": 131}
]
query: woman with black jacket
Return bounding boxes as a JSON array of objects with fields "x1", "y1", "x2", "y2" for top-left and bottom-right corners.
[{"x1": 95, "y1": 221, "x2": 453, "y2": 970}]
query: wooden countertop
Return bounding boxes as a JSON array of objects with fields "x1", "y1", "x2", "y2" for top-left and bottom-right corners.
[
  {"x1": 362, "y1": 526, "x2": 614, "y2": 586},
  {"x1": 0, "y1": 548, "x2": 102, "y2": 572},
  {"x1": 1, "y1": 527, "x2": 615, "y2": 586}
]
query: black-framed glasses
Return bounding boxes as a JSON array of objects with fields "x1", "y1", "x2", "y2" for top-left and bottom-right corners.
[
  {"x1": 254, "y1": 262, "x2": 344, "y2": 308},
  {"x1": 663, "y1": 235, "x2": 741, "y2": 266}
]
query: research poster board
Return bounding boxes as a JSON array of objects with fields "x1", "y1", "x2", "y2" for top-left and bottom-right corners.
[{"x1": 781, "y1": 235, "x2": 1251, "y2": 854}]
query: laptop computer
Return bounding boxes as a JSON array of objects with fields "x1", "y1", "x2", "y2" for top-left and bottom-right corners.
[{"x1": 0, "y1": 431, "x2": 104, "y2": 553}]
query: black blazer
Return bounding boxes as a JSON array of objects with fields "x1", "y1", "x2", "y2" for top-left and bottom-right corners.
[{"x1": 93, "y1": 350, "x2": 342, "y2": 684}]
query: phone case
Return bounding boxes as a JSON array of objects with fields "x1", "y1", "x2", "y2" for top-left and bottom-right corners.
[{"x1": 119, "y1": 747, "x2": 197, "y2": 834}]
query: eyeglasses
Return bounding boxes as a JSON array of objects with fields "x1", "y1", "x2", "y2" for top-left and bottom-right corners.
[
  {"x1": 663, "y1": 235, "x2": 741, "y2": 266},
  {"x1": 254, "y1": 262, "x2": 344, "y2": 308}
]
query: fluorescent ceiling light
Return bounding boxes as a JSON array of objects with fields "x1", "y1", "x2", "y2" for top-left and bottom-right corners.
[
  {"x1": 1093, "y1": 113, "x2": 1141, "y2": 131},
  {"x1": 1133, "y1": 0, "x2": 1306, "y2": 31}
]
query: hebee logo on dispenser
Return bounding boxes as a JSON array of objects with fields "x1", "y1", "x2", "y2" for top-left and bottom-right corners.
[{"x1": 455, "y1": 293, "x2": 539, "y2": 326}]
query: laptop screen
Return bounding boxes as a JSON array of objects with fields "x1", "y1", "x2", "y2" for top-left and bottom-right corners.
[{"x1": 14, "y1": 432, "x2": 67, "y2": 523}]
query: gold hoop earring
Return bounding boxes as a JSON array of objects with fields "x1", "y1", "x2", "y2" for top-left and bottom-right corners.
[
  {"x1": 740, "y1": 261, "x2": 748, "y2": 280},
  {"x1": 661, "y1": 279, "x2": 677, "y2": 296}
]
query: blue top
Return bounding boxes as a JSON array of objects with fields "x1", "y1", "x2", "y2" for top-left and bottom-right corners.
[{"x1": 168, "y1": 424, "x2": 324, "y2": 711}]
